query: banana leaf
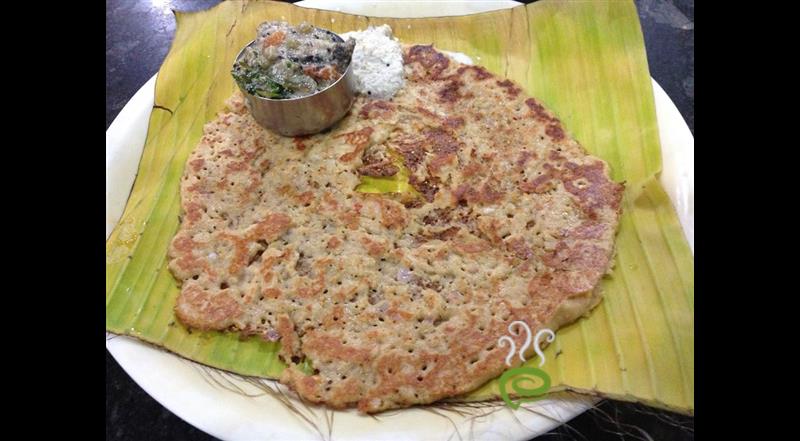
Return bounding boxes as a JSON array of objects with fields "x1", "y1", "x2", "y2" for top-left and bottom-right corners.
[{"x1": 106, "y1": 0, "x2": 693, "y2": 415}]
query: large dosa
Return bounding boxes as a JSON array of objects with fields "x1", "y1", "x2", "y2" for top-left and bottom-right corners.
[{"x1": 168, "y1": 45, "x2": 624, "y2": 413}]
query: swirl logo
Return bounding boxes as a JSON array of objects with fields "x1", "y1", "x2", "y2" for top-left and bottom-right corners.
[{"x1": 496, "y1": 321, "x2": 554, "y2": 409}]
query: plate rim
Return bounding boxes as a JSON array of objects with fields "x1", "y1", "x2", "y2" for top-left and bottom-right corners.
[{"x1": 106, "y1": 75, "x2": 691, "y2": 441}]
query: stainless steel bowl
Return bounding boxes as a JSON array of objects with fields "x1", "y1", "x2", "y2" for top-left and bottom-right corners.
[{"x1": 233, "y1": 39, "x2": 356, "y2": 137}]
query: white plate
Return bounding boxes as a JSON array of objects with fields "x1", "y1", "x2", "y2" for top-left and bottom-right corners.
[{"x1": 106, "y1": 1, "x2": 694, "y2": 439}]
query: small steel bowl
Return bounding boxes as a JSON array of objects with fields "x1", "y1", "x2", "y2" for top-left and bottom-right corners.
[{"x1": 233, "y1": 37, "x2": 355, "y2": 137}]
